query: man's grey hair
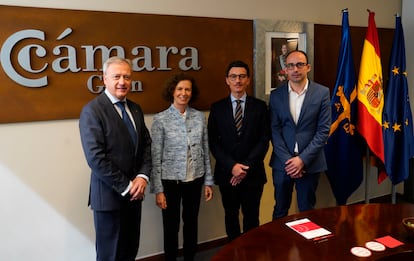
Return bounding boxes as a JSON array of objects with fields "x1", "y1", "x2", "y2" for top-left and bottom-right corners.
[{"x1": 102, "y1": 57, "x2": 132, "y2": 75}]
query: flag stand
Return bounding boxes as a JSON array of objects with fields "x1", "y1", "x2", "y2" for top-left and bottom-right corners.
[{"x1": 364, "y1": 148, "x2": 398, "y2": 204}]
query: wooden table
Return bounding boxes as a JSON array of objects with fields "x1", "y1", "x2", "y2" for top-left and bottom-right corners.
[{"x1": 211, "y1": 203, "x2": 414, "y2": 261}]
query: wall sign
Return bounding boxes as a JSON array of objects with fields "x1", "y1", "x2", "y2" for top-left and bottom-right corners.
[{"x1": 0, "y1": 5, "x2": 253, "y2": 123}]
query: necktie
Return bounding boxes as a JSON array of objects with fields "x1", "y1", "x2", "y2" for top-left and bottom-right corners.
[
  {"x1": 116, "y1": 102, "x2": 137, "y2": 146},
  {"x1": 234, "y1": 99, "x2": 243, "y2": 136}
]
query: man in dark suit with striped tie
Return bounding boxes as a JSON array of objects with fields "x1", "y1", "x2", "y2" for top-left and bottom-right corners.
[
  {"x1": 208, "y1": 60, "x2": 270, "y2": 241},
  {"x1": 79, "y1": 57, "x2": 152, "y2": 261}
]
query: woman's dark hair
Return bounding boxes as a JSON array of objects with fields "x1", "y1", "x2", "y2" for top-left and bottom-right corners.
[{"x1": 162, "y1": 73, "x2": 199, "y2": 103}]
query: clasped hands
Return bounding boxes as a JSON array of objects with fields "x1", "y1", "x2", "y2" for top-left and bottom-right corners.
[
  {"x1": 285, "y1": 156, "x2": 305, "y2": 179},
  {"x1": 230, "y1": 163, "x2": 249, "y2": 186}
]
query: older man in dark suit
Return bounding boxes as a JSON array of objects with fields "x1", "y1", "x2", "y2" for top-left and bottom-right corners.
[
  {"x1": 269, "y1": 50, "x2": 331, "y2": 219},
  {"x1": 208, "y1": 60, "x2": 270, "y2": 241},
  {"x1": 79, "y1": 57, "x2": 152, "y2": 261}
]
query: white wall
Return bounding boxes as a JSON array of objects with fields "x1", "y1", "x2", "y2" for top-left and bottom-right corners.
[
  {"x1": 403, "y1": 1, "x2": 414, "y2": 116},
  {"x1": 0, "y1": 0, "x2": 402, "y2": 260}
]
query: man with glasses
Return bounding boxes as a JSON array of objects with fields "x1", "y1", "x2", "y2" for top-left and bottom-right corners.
[
  {"x1": 208, "y1": 60, "x2": 270, "y2": 241},
  {"x1": 269, "y1": 50, "x2": 331, "y2": 219}
]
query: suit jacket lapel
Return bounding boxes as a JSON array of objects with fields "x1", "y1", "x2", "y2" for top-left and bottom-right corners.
[
  {"x1": 98, "y1": 93, "x2": 121, "y2": 122},
  {"x1": 280, "y1": 84, "x2": 295, "y2": 124},
  {"x1": 225, "y1": 97, "x2": 237, "y2": 133},
  {"x1": 242, "y1": 96, "x2": 253, "y2": 132},
  {"x1": 98, "y1": 93, "x2": 138, "y2": 150},
  {"x1": 126, "y1": 100, "x2": 140, "y2": 148}
]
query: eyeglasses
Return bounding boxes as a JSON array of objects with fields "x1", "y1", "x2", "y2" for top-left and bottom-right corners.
[
  {"x1": 285, "y1": 62, "x2": 307, "y2": 70},
  {"x1": 228, "y1": 74, "x2": 248, "y2": 81}
]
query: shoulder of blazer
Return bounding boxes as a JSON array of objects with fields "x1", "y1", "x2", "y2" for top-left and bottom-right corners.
[
  {"x1": 125, "y1": 99, "x2": 143, "y2": 113},
  {"x1": 85, "y1": 92, "x2": 112, "y2": 114},
  {"x1": 96, "y1": 92, "x2": 111, "y2": 104},
  {"x1": 308, "y1": 81, "x2": 329, "y2": 93},
  {"x1": 211, "y1": 96, "x2": 231, "y2": 110},
  {"x1": 95, "y1": 94, "x2": 121, "y2": 122},
  {"x1": 154, "y1": 107, "x2": 172, "y2": 120},
  {"x1": 272, "y1": 83, "x2": 289, "y2": 95},
  {"x1": 269, "y1": 83, "x2": 289, "y2": 103},
  {"x1": 246, "y1": 95, "x2": 266, "y2": 106},
  {"x1": 187, "y1": 106, "x2": 203, "y2": 116}
]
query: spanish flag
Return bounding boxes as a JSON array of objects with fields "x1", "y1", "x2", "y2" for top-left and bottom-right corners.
[{"x1": 356, "y1": 11, "x2": 386, "y2": 183}]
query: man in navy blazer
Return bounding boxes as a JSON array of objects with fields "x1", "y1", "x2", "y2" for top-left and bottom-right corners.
[
  {"x1": 208, "y1": 60, "x2": 270, "y2": 241},
  {"x1": 269, "y1": 50, "x2": 331, "y2": 219},
  {"x1": 79, "y1": 57, "x2": 152, "y2": 261}
]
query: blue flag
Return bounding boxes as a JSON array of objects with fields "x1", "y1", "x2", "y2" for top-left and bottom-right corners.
[
  {"x1": 382, "y1": 15, "x2": 414, "y2": 185},
  {"x1": 325, "y1": 10, "x2": 363, "y2": 205}
]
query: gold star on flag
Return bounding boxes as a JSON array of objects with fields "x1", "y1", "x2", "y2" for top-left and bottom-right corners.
[
  {"x1": 383, "y1": 121, "x2": 390, "y2": 129},
  {"x1": 403, "y1": 71, "x2": 408, "y2": 77},
  {"x1": 392, "y1": 123, "x2": 401, "y2": 132},
  {"x1": 392, "y1": 66, "x2": 399, "y2": 75}
]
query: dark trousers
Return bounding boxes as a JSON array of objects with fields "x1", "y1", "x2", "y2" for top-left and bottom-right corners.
[
  {"x1": 93, "y1": 200, "x2": 142, "y2": 261},
  {"x1": 219, "y1": 178, "x2": 264, "y2": 241},
  {"x1": 161, "y1": 177, "x2": 203, "y2": 261},
  {"x1": 272, "y1": 169, "x2": 320, "y2": 219}
]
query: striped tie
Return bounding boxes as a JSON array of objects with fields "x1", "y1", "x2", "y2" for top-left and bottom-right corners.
[{"x1": 234, "y1": 99, "x2": 243, "y2": 136}]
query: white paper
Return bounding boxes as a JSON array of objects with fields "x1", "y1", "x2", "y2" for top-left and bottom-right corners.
[{"x1": 285, "y1": 218, "x2": 332, "y2": 240}]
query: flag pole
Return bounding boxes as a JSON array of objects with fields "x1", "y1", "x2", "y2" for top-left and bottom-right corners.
[
  {"x1": 391, "y1": 185, "x2": 396, "y2": 204},
  {"x1": 364, "y1": 148, "x2": 370, "y2": 203},
  {"x1": 362, "y1": 9, "x2": 371, "y2": 204},
  {"x1": 390, "y1": 11, "x2": 403, "y2": 205}
]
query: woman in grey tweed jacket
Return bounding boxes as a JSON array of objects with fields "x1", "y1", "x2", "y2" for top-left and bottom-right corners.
[{"x1": 150, "y1": 73, "x2": 213, "y2": 261}]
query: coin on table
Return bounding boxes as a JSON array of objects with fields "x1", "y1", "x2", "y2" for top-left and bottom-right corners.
[
  {"x1": 365, "y1": 241, "x2": 386, "y2": 252},
  {"x1": 350, "y1": 246, "x2": 372, "y2": 257}
]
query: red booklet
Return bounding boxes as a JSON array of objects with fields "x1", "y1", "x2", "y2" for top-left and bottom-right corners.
[{"x1": 375, "y1": 236, "x2": 404, "y2": 248}]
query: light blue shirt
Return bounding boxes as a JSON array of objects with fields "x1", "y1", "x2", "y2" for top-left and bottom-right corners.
[{"x1": 230, "y1": 93, "x2": 247, "y2": 117}]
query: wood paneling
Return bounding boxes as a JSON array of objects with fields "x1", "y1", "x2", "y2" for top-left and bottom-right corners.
[
  {"x1": 314, "y1": 24, "x2": 394, "y2": 94},
  {"x1": 0, "y1": 5, "x2": 253, "y2": 123}
]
